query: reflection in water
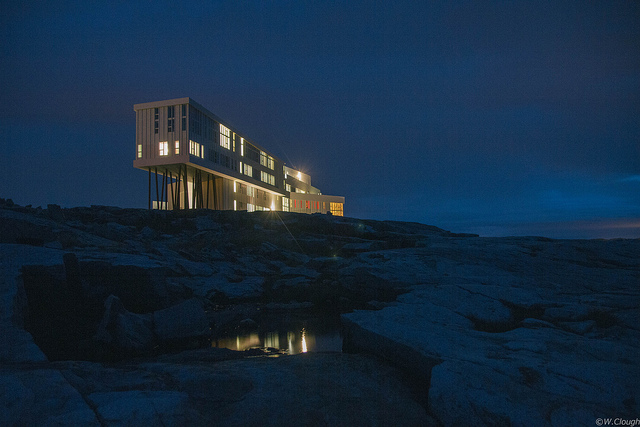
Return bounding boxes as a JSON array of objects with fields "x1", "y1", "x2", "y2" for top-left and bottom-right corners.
[{"x1": 212, "y1": 320, "x2": 341, "y2": 355}]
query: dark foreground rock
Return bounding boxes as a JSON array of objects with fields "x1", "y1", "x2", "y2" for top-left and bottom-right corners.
[
  {"x1": 1, "y1": 351, "x2": 429, "y2": 426},
  {"x1": 343, "y1": 237, "x2": 640, "y2": 425},
  {"x1": 1, "y1": 200, "x2": 638, "y2": 425}
]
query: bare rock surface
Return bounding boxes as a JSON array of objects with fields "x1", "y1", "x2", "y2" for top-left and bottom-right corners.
[
  {"x1": 343, "y1": 237, "x2": 640, "y2": 426},
  {"x1": 1, "y1": 200, "x2": 638, "y2": 425}
]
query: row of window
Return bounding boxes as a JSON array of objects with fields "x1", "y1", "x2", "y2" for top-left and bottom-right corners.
[
  {"x1": 260, "y1": 151, "x2": 275, "y2": 170},
  {"x1": 189, "y1": 140, "x2": 202, "y2": 157},
  {"x1": 155, "y1": 106, "x2": 187, "y2": 134},
  {"x1": 231, "y1": 194, "x2": 342, "y2": 216},
  {"x1": 260, "y1": 171, "x2": 275, "y2": 186},
  {"x1": 219, "y1": 124, "x2": 231, "y2": 150}
]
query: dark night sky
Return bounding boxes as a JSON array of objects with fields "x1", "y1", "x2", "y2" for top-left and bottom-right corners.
[{"x1": 1, "y1": 1, "x2": 639, "y2": 238}]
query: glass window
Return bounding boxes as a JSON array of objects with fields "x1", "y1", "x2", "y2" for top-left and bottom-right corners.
[
  {"x1": 167, "y1": 106, "x2": 175, "y2": 133},
  {"x1": 159, "y1": 141, "x2": 168, "y2": 156},
  {"x1": 154, "y1": 108, "x2": 159, "y2": 134},
  {"x1": 137, "y1": 144, "x2": 142, "y2": 158},
  {"x1": 219, "y1": 124, "x2": 231, "y2": 149},
  {"x1": 174, "y1": 141, "x2": 180, "y2": 155},
  {"x1": 330, "y1": 202, "x2": 344, "y2": 216},
  {"x1": 189, "y1": 140, "x2": 201, "y2": 156}
]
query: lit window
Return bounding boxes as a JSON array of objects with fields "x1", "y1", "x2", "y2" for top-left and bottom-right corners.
[
  {"x1": 233, "y1": 200, "x2": 237, "y2": 211},
  {"x1": 283, "y1": 198, "x2": 289, "y2": 212},
  {"x1": 159, "y1": 141, "x2": 168, "y2": 156},
  {"x1": 240, "y1": 138, "x2": 244, "y2": 156},
  {"x1": 247, "y1": 203, "x2": 255, "y2": 212},
  {"x1": 174, "y1": 141, "x2": 179, "y2": 155},
  {"x1": 244, "y1": 163, "x2": 253, "y2": 177},
  {"x1": 189, "y1": 140, "x2": 201, "y2": 156},
  {"x1": 260, "y1": 151, "x2": 275, "y2": 169},
  {"x1": 260, "y1": 171, "x2": 275, "y2": 186},
  {"x1": 233, "y1": 181, "x2": 237, "y2": 193},
  {"x1": 330, "y1": 202, "x2": 344, "y2": 216},
  {"x1": 297, "y1": 172, "x2": 302, "y2": 180},
  {"x1": 137, "y1": 144, "x2": 142, "y2": 158},
  {"x1": 219, "y1": 124, "x2": 231, "y2": 149},
  {"x1": 285, "y1": 183, "x2": 292, "y2": 192}
]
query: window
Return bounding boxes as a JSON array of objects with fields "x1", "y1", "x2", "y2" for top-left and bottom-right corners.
[
  {"x1": 167, "y1": 106, "x2": 175, "y2": 133},
  {"x1": 189, "y1": 140, "x2": 202, "y2": 157},
  {"x1": 137, "y1": 144, "x2": 142, "y2": 158},
  {"x1": 190, "y1": 108, "x2": 201, "y2": 135},
  {"x1": 219, "y1": 124, "x2": 230, "y2": 149},
  {"x1": 285, "y1": 183, "x2": 292, "y2": 192},
  {"x1": 240, "y1": 138, "x2": 244, "y2": 156},
  {"x1": 174, "y1": 141, "x2": 180, "y2": 155},
  {"x1": 245, "y1": 142, "x2": 259, "y2": 162},
  {"x1": 159, "y1": 141, "x2": 168, "y2": 156},
  {"x1": 247, "y1": 203, "x2": 255, "y2": 212},
  {"x1": 282, "y1": 198, "x2": 289, "y2": 212},
  {"x1": 233, "y1": 200, "x2": 237, "y2": 211},
  {"x1": 247, "y1": 186, "x2": 255, "y2": 197},
  {"x1": 244, "y1": 163, "x2": 253, "y2": 177},
  {"x1": 181, "y1": 105, "x2": 187, "y2": 131},
  {"x1": 154, "y1": 108, "x2": 159, "y2": 134},
  {"x1": 305, "y1": 201, "x2": 310, "y2": 210},
  {"x1": 330, "y1": 202, "x2": 344, "y2": 216},
  {"x1": 260, "y1": 171, "x2": 275, "y2": 186},
  {"x1": 260, "y1": 151, "x2": 274, "y2": 169}
]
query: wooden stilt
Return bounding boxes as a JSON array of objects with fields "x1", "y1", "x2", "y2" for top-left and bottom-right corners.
[
  {"x1": 183, "y1": 165, "x2": 189, "y2": 209},
  {"x1": 169, "y1": 171, "x2": 175, "y2": 210},
  {"x1": 191, "y1": 169, "x2": 197, "y2": 209},
  {"x1": 161, "y1": 169, "x2": 167, "y2": 210},
  {"x1": 155, "y1": 167, "x2": 159, "y2": 210},
  {"x1": 206, "y1": 173, "x2": 210, "y2": 209}
]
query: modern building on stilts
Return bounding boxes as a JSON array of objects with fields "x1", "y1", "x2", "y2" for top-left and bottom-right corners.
[{"x1": 133, "y1": 98, "x2": 345, "y2": 215}]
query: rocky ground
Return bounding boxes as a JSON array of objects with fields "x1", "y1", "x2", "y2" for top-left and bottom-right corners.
[{"x1": 1, "y1": 198, "x2": 638, "y2": 425}]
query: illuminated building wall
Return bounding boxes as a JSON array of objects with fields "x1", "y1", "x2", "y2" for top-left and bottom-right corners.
[{"x1": 133, "y1": 98, "x2": 345, "y2": 215}]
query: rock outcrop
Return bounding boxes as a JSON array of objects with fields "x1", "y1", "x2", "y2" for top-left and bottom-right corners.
[{"x1": 1, "y1": 198, "x2": 638, "y2": 425}]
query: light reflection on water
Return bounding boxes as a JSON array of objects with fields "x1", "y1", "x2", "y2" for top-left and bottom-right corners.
[{"x1": 212, "y1": 321, "x2": 342, "y2": 355}]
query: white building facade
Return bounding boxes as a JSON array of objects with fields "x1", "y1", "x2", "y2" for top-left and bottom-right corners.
[{"x1": 133, "y1": 98, "x2": 345, "y2": 215}]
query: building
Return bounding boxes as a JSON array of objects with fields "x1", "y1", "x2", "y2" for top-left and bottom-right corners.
[{"x1": 133, "y1": 98, "x2": 345, "y2": 215}]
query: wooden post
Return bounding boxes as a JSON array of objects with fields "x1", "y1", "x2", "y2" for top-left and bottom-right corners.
[
  {"x1": 183, "y1": 165, "x2": 189, "y2": 209},
  {"x1": 206, "y1": 173, "x2": 210, "y2": 209},
  {"x1": 154, "y1": 167, "x2": 159, "y2": 210},
  {"x1": 191, "y1": 169, "x2": 197, "y2": 209},
  {"x1": 169, "y1": 171, "x2": 175, "y2": 210},
  {"x1": 160, "y1": 169, "x2": 165, "y2": 210},
  {"x1": 175, "y1": 168, "x2": 181, "y2": 210}
]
